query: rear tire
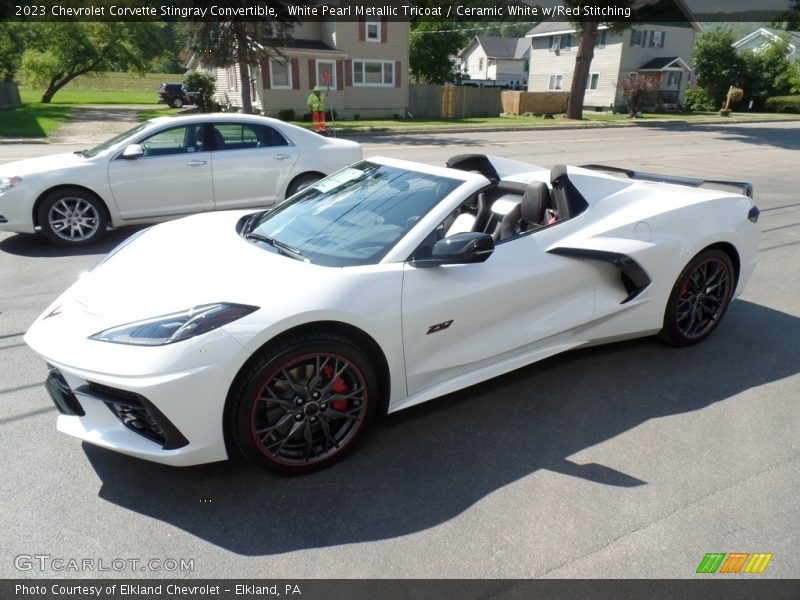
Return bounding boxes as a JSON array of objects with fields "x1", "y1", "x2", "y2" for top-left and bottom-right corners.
[
  {"x1": 285, "y1": 173, "x2": 322, "y2": 198},
  {"x1": 228, "y1": 332, "x2": 378, "y2": 473},
  {"x1": 658, "y1": 249, "x2": 735, "y2": 346},
  {"x1": 171, "y1": 98, "x2": 184, "y2": 108}
]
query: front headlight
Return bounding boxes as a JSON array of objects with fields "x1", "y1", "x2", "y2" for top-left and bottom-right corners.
[
  {"x1": 0, "y1": 176, "x2": 22, "y2": 195},
  {"x1": 89, "y1": 303, "x2": 258, "y2": 346}
]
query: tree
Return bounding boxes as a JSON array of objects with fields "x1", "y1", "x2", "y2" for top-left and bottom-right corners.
[
  {"x1": 563, "y1": 0, "x2": 635, "y2": 119},
  {"x1": 566, "y1": 20, "x2": 600, "y2": 119},
  {"x1": 617, "y1": 74, "x2": 658, "y2": 117},
  {"x1": 185, "y1": 2, "x2": 298, "y2": 114},
  {"x1": 739, "y1": 37, "x2": 796, "y2": 108},
  {"x1": 21, "y1": 22, "x2": 165, "y2": 103},
  {"x1": 692, "y1": 27, "x2": 745, "y2": 108},
  {"x1": 0, "y1": 23, "x2": 24, "y2": 82},
  {"x1": 410, "y1": 21, "x2": 467, "y2": 84}
]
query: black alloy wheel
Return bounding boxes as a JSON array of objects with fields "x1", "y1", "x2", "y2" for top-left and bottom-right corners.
[
  {"x1": 659, "y1": 249, "x2": 735, "y2": 346},
  {"x1": 230, "y1": 333, "x2": 377, "y2": 473}
]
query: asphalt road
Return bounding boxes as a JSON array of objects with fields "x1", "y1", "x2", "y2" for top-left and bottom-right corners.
[{"x1": 0, "y1": 123, "x2": 798, "y2": 579}]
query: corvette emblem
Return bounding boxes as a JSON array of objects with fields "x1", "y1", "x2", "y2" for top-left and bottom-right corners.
[{"x1": 426, "y1": 320, "x2": 453, "y2": 335}]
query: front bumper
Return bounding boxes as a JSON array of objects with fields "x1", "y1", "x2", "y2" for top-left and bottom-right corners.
[
  {"x1": 26, "y1": 310, "x2": 251, "y2": 467},
  {"x1": 0, "y1": 186, "x2": 36, "y2": 234}
]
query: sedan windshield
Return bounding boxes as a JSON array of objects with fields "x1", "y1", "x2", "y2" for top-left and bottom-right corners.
[
  {"x1": 82, "y1": 122, "x2": 151, "y2": 158},
  {"x1": 246, "y1": 161, "x2": 461, "y2": 266}
]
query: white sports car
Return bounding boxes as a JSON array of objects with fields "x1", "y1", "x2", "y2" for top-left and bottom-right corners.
[
  {"x1": 0, "y1": 113, "x2": 361, "y2": 246},
  {"x1": 24, "y1": 154, "x2": 760, "y2": 473}
]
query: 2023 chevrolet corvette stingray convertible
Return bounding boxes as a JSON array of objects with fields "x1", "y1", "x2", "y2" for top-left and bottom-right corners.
[{"x1": 25, "y1": 154, "x2": 760, "y2": 472}]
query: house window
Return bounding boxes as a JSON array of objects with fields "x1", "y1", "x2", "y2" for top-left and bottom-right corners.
[
  {"x1": 631, "y1": 29, "x2": 647, "y2": 48},
  {"x1": 270, "y1": 59, "x2": 291, "y2": 89},
  {"x1": 353, "y1": 60, "x2": 394, "y2": 86},
  {"x1": 551, "y1": 35, "x2": 571, "y2": 51},
  {"x1": 596, "y1": 30, "x2": 607, "y2": 48},
  {"x1": 523, "y1": 58, "x2": 529, "y2": 72},
  {"x1": 478, "y1": 57, "x2": 484, "y2": 71},
  {"x1": 667, "y1": 71, "x2": 682, "y2": 87},
  {"x1": 548, "y1": 74, "x2": 564, "y2": 90},
  {"x1": 366, "y1": 17, "x2": 381, "y2": 42},
  {"x1": 649, "y1": 31, "x2": 665, "y2": 48},
  {"x1": 317, "y1": 60, "x2": 336, "y2": 88},
  {"x1": 588, "y1": 73, "x2": 599, "y2": 90},
  {"x1": 227, "y1": 67, "x2": 238, "y2": 91}
]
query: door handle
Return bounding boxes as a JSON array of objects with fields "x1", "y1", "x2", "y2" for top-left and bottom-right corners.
[
  {"x1": 273, "y1": 154, "x2": 292, "y2": 161},
  {"x1": 186, "y1": 160, "x2": 207, "y2": 166}
]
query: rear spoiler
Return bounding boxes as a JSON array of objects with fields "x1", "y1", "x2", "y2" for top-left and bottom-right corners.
[{"x1": 580, "y1": 164, "x2": 753, "y2": 199}]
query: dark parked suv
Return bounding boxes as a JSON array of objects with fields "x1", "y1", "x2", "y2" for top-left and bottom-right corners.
[{"x1": 157, "y1": 83, "x2": 192, "y2": 108}]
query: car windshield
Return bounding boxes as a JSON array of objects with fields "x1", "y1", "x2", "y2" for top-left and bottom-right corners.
[
  {"x1": 82, "y1": 122, "x2": 151, "y2": 158},
  {"x1": 246, "y1": 161, "x2": 462, "y2": 267}
]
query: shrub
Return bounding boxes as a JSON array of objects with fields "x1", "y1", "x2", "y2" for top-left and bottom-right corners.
[
  {"x1": 353, "y1": 113, "x2": 360, "y2": 120},
  {"x1": 765, "y1": 95, "x2": 800, "y2": 113},
  {"x1": 683, "y1": 86, "x2": 717, "y2": 112},
  {"x1": 183, "y1": 72, "x2": 216, "y2": 113},
  {"x1": 277, "y1": 108, "x2": 295, "y2": 121}
]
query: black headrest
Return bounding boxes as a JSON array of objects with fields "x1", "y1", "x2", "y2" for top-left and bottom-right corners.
[
  {"x1": 446, "y1": 154, "x2": 500, "y2": 183},
  {"x1": 550, "y1": 164, "x2": 568, "y2": 184},
  {"x1": 521, "y1": 182, "x2": 549, "y2": 225}
]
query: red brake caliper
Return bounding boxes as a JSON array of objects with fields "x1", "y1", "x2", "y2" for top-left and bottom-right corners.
[{"x1": 323, "y1": 366, "x2": 349, "y2": 411}]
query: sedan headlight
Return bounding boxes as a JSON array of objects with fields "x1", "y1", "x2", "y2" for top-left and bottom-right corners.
[
  {"x1": 0, "y1": 176, "x2": 22, "y2": 194},
  {"x1": 89, "y1": 303, "x2": 258, "y2": 346}
]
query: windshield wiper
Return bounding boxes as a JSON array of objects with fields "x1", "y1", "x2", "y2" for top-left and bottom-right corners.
[
  {"x1": 245, "y1": 232, "x2": 306, "y2": 261},
  {"x1": 73, "y1": 150, "x2": 87, "y2": 157}
]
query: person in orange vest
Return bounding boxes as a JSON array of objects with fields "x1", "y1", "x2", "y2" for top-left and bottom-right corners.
[{"x1": 307, "y1": 85, "x2": 328, "y2": 135}]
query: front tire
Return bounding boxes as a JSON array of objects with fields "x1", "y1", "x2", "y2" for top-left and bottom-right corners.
[
  {"x1": 171, "y1": 97, "x2": 184, "y2": 108},
  {"x1": 659, "y1": 249, "x2": 735, "y2": 346},
  {"x1": 37, "y1": 188, "x2": 108, "y2": 247},
  {"x1": 229, "y1": 333, "x2": 378, "y2": 473}
]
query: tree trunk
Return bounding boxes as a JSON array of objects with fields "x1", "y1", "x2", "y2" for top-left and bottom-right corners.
[
  {"x1": 235, "y1": 25, "x2": 253, "y2": 114},
  {"x1": 41, "y1": 71, "x2": 80, "y2": 103},
  {"x1": 566, "y1": 21, "x2": 599, "y2": 120}
]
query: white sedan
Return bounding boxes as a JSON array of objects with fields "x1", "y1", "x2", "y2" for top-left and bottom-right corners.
[
  {"x1": 25, "y1": 155, "x2": 759, "y2": 473},
  {"x1": 0, "y1": 113, "x2": 362, "y2": 246}
]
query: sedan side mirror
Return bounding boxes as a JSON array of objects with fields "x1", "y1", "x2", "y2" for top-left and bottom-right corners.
[
  {"x1": 122, "y1": 144, "x2": 144, "y2": 159},
  {"x1": 414, "y1": 232, "x2": 494, "y2": 267}
]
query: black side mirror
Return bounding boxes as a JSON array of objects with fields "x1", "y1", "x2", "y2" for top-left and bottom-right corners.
[{"x1": 414, "y1": 232, "x2": 494, "y2": 267}]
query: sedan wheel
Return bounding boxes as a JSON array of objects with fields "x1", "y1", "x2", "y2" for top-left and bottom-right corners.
[
  {"x1": 38, "y1": 189, "x2": 108, "y2": 246},
  {"x1": 230, "y1": 333, "x2": 378, "y2": 473},
  {"x1": 659, "y1": 249, "x2": 735, "y2": 346}
]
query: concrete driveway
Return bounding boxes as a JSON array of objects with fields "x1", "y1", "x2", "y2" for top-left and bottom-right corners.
[{"x1": 49, "y1": 104, "x2": 165, "y2": 144}]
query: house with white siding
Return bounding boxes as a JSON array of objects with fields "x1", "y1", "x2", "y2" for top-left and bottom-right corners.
[
  {"x1": 192, "y1": 14, "x2": 409, "y2": 119},
  {"x1": 732, "y1": 27, "x2": 800, "y2": 57},
  {"x1": 457, "y1": 36, "x2": 531, "y2": 89},
  {"x1": 526, "y1": 20, "x2": 700, "y2": 110}
]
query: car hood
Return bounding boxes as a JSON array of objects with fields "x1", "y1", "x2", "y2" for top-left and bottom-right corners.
[
  {"x1": 0, "y1": 152, "x2": 95, "y2": 177},
  {"x1": 68, "y1": 211, "x2": 323, "y2": 324}
]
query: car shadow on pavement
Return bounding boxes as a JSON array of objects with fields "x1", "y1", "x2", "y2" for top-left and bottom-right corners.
[
  {"x1": 0, "y1": 227, "x2": 146, "y2": 258},
  {"x1": 83, "y1": 299, "x2": 800, "y2": 555}
]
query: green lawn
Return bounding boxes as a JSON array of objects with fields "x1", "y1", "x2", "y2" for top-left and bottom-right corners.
[
  {"x1": 0, "y1": 102, "x2": 74, "y2": 138},
  {"x1": 20, "y1": 88, "x2": 158, "y2": 105}
]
